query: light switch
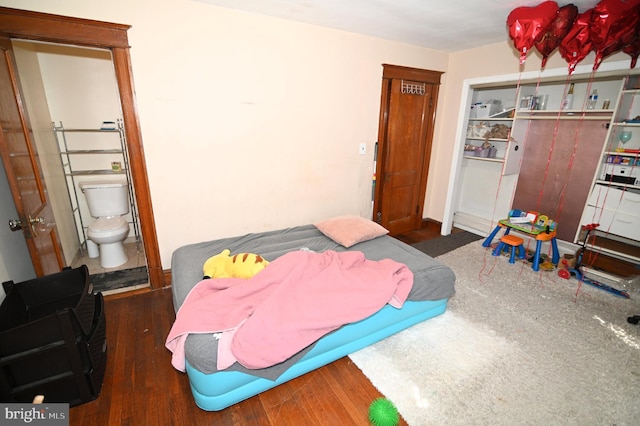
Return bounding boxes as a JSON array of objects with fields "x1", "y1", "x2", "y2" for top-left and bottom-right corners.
[{"x1": 359, "y1": 143, "x2": 367, "y2": 155}]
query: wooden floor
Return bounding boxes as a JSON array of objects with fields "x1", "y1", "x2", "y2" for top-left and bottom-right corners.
[
  {"x1": 69, "y1": 225, "x2": 441, "y2": 425},
  {"x1": 393, "y1": 220, "x2": 447, "y2": 245}
]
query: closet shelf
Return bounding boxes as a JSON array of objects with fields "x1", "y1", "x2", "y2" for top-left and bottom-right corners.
[
  {"x1": 465, "y1": 137, "x2": 509, "y2": 142},
  {"x1": 594, "y1": 179, "x2": 640, "y2": 190},
  {"x1": 59, "y1": 128, "x2": 121, "y2": 133},
  {"x1": 65, "y1": 170, "x2": 126, "y2": 176},
  {"x1": 468, "y1": 117, "x2": 514, "y2": 122},
  {"x1": 587, "y1": 244, "x2": 640, "y2": 263},
  {"x1": 603, "y1": 150, "x2": 640, "y2": 157},
  {"x1": 462, "y1": 155, "x2": 504, "y2": 163},
  {"x1": 613, "y1": 122, "x2": 640, "y2": 127},
  {"x1": 515, "y1": 110, "x2": 613, "y2": 120},
  {"x1": 61, "y1": 149, "x2": 124, "y2": 154}
]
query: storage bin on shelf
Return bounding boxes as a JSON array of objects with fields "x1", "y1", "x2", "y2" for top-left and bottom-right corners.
[
  {"x1": 464, "y1": 144, "x2": 497, "y2": 158},
  {"x1": 0, "y1": 265, "x2": 107, "y2": 406},
  {"x1": 474, "y1": 146, "x2": 497, "y2": 158},
  {"x1": 470, "y1": 100, "x2": 503, "y2": 118}
]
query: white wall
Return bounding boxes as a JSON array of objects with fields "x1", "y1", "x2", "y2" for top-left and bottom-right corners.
[
  {"x1": 0, "y1": 0, "x2": 449, "y2": 268},
  {"x1": 37, "y1": 45, "x2": 120, "y2": 129},
  {"x1": 0, "y1": 0, "x2": 634, "y2": 270}
]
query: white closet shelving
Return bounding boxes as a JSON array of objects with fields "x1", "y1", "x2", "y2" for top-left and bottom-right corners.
[
  {"x1": 452, "y1": 76, "x2": 628, "y2": 243},
  {"x1": 577, "y1": 75, "x2": 640, "y2": 264}
]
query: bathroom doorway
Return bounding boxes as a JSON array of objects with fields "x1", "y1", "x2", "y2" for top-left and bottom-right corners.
[
  {"x1": 0, "y1": 7, "x2": 163, "y2": 292},
  {"x1": 10, "y1": 40, "x2": 148, "y2": 294}
]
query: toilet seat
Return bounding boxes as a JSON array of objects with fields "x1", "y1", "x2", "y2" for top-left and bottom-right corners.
[{"x1": 88, "y1": 216, "x2": 128, "y2": 233}]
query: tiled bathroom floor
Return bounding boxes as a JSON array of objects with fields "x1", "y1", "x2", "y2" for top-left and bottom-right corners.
[{"x1": 71, "y1": 241, "x2": 149, "y2": 295}]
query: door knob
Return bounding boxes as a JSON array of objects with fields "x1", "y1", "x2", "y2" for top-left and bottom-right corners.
[{"x1": 9, "y1": 219, "x2": 22, "y2": 231}]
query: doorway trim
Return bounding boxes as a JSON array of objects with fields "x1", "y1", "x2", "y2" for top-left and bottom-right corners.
[{"x1": 0, "y1": 7, "x2": 164, "y2": 290}]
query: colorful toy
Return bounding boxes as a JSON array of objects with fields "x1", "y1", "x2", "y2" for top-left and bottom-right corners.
[
  {"x1": 492, "y1": 234, "x2": 526, "y2": 264},
  {"x1": 485, "y1": 210, "x2": 560, "y2": 271},
  {"x1": 368, "y1": 397, "x2": 400, "y2": 426},
  {"x1": 558, "y1": 224, "x2": 630, "y2": 298},
  {"x1": 535, "y1": 214, "x2": 549, "y2": 228},
  {"x1": 202, "y1": 249, "x2": 269, "y2": 279}
]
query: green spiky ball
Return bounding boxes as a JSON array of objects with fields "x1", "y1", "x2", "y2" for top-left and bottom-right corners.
[{"x1": 368, "y1": 397, "x2": 399, "y2": 426}]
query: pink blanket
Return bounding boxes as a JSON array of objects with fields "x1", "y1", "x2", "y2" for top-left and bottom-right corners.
[{"x1": 165, "y1": 250, "x2": 413, "y2": 371}]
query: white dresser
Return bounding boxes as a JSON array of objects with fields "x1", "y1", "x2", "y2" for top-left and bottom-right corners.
[{"x1": 581, "y1": 185, "x2": 640, "y2": 243}]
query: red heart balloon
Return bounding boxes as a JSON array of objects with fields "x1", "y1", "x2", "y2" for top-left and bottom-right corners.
[
  {"x1": 591, "y1": 0, "x2": 640, "y2": 70},
  {"x1": 621, "y1": 3, "x2": 640, "y2": 68},
  {"x1": 508, "y1": 1, "x2": 559, "y2": 64},
  {"x1": 559, "y1": 9, "x2": 594, "y2": 74},
  {"x1": 535, "y1": 4, "x2": 579, "y2": 68}
]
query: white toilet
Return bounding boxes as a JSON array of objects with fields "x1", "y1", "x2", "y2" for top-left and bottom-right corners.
[{"x1": 79, "y1": 180, "x2": 130, "y2": 268}]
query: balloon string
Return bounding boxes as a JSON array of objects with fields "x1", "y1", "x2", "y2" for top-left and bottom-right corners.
[
  {"x1": 479, "y1": 68, "x2": 635, "y2": 287},
  {"x1": 583, "y1": 72, "x2": 639, "y2": 272},
  {"x1": 560, "y1": 73, "x2": 600, "y2": 296},
  {"x1": 530, "y1": 72, "x2": 591, "y2": 292},
  {"x1": 532, "y1": 71, "x2": 591, "y2": 214},
  {"x1": 479, "y1": 71, "x2": 527, "y2": 279},
  {"x1": 584, "y1": 159, "x2": 629, "y2": 270},
  {"x1": 574, "y1": 72, "x2": 638, "y2": 289},
  {"x1": 549, "y1": 70, "x2": 595, "y2": 238},
  {"x1": 532, "y1": 72, "x2": 563, "y2": 212},
  {"x1": 517, "y1": 73, "x2": 547, "y2": 261}
]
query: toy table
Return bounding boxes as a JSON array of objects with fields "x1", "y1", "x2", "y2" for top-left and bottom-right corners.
[{"x1": 482, "y1": 219, "x2": 560, "y2": 272}]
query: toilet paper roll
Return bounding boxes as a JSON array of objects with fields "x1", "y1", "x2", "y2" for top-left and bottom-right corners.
[{"x1": 87, "y1": 239, "x2": 100, "y2": 258}]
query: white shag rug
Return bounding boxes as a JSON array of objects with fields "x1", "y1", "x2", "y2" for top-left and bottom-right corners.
[{"x1": 349, "y1": 241, "x2": 640, "y2": 426}]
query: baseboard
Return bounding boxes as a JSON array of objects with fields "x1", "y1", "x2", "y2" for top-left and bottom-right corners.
[
  {"x1": 421, "y1": 217, "x2": 482, "y2": 236},
  {"x1": 163, "y1": 269, "x2": 172, "y2": 288},
  {"x1": 452, "y1": 212, "x2": 495, "y2": 236}
]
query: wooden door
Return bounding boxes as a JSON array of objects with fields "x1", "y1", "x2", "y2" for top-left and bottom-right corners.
[
  {"x1": 374, "y1": 65, "x2": 442, "y2": 235},
  {"x1": 0, "y1": 38, "x2": 64, "y2": 275}
]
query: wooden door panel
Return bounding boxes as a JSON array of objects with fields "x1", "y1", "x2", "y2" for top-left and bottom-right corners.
[
  {"x1": 377, "y1": 73, "x2": 439, "y2": 235},
  {"x1": 385, "y1": 185, "x2": 415, "y2": 230},
  {"x1": 387, "y1": 170, "x2": 418, "y2": 187},
  {"x1": 0, "y1": 38, "x2": 63, "y2": 275}
]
